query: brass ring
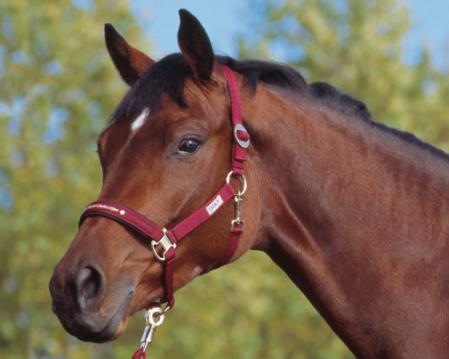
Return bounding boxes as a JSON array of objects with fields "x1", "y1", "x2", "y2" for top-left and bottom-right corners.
[
  {"x1": 225, "y1": 171, "x2": 247, "y2": 196},
  {"x1": 145, "y1": 306, "x2": 165, "y2": 326}
]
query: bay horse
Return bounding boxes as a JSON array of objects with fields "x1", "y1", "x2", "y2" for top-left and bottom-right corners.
[{"x1": 50, "y1": 9, "x2": 449, "y2": 359}]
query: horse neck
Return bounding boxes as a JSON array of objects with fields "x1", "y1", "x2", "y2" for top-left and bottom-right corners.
[{"x1": 245, "y1": 84, "x2": 449, "y2": 358}]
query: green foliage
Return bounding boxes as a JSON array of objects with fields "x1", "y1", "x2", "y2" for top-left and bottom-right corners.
[
  {"x1": 0, "y1": 1, "x2": 145, "y2": 358},
  {"x1": 240, "y1": 0, "x2": 449, "y2": 150},
  {"x1": 149, "y1": 253, "x2": 353, "y2": 359},
  {"x1": 1, "y1": 1, "x2": 449, "y2": 358}
]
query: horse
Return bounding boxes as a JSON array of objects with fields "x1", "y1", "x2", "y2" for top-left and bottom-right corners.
[{"x1": 49, "y1": 9, "x2": 449, "y2": 359}]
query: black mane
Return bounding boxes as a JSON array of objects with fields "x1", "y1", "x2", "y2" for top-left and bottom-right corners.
[
  {"x1": 112, "y1": 53, "x2": 371, "y2": 122},
  {"x1": 111, "y1": 53, "x2": 449, "y2": 161}
]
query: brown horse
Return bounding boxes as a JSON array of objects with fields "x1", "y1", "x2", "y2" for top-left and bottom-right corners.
[{"x1": 50, "y1": 9, "x2": 449, "y2": 359}]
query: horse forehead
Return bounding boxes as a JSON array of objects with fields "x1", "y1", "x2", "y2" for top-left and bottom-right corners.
[
  {"x1": 117, "y1": 81, "x2": 226, "y2": 138},
  {"x1": 181, "y1": 82, "x2": 229, "y2": 123}
]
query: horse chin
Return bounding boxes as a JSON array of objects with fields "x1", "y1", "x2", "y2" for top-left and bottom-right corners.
[
  {"x1": 60, "y1": 292, "x2": 133, "y2": 344},
  {"x1": 92, "y1": 316, "x2": 130, "y2": 343},
  {"x1": 85, "y1": 290, "x2": 164, "y2": 343},
  {"x1": 80, "y1": 314, "x2": 129, "y2": 343}
]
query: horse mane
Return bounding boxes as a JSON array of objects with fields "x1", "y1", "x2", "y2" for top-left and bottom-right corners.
[
  {"x1": 112, "y1": 53, "x2": 372, "y2": 122},
  {"x1": 111, "y1": 53, "x2": 449, "y2": 161}
]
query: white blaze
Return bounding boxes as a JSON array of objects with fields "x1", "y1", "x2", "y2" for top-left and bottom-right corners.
[{"x1": 131, "y1": 107, "x2": 150, "y2": 132}]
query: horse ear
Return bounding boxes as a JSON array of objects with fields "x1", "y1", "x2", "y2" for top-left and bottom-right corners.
[
  {"x1": 104, "y1": 23, "x2": 155, "y2": 86},
  {"x1": 177, "y1": 9, "x2": 214, "y2": 81}
]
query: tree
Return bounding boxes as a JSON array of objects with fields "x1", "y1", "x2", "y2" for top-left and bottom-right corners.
[
  {"x1": 240, "y1": 0, "x2": 449, "y2": 150},
  {"x1": 2, "y1": 1, "x2": 449, "y2": 358},
  {"x1": 0, "y1": 2, "x2": 147, "y2": 358}
]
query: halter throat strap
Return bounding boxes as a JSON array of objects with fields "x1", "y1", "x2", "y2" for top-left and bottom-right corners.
[{"x1": 78, "y1": 65, "x2": 249, "y2": 310}]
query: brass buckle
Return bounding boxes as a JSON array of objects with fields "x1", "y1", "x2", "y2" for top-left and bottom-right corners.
[{"x1": 151, "y1": 229, "x2": 176, "y2": 262}]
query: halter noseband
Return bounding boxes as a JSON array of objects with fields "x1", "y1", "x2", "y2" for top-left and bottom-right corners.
[{"x1": 78, "y1": 66, "x2": 250, "y2": 311}]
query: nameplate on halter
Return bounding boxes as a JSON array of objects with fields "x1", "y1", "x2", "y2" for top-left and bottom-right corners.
[{"x1": 206, "y1": 195, "x2": 223, "y2": 215}]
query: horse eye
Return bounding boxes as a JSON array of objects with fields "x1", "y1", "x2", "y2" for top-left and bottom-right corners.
[{"x1": 177, "y1": 138, "x2": 202, "y2": 154}]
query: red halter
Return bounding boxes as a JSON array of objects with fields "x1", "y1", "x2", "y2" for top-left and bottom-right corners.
[{"x1": 79, "y1": 66, "x2": 250, "y2": 310}]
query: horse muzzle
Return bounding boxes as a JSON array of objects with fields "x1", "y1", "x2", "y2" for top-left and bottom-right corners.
[{"x1": 49, "y1": 261, "x2": 133, "y2": 342}]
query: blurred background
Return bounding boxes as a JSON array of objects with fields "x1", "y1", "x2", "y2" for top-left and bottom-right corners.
[{"x1": 1, "y1": 0, "x2": 449, "y2": 358}]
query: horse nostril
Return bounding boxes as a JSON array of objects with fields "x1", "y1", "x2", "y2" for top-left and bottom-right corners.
[{"x1": 76, "y1": 265, "x2": 104, "y2": 309}]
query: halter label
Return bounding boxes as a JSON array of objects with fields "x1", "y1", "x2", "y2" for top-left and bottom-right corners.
[{"x1": 206, "y1": 195, "x2": 223, "y2": 215}]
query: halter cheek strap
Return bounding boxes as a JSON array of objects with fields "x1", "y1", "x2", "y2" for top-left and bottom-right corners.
[{"x1": 78, "y1": 65, "x2": 250, "y2": 310}]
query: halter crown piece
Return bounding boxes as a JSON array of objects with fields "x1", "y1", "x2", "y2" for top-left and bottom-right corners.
[{"x1": 79, "y1": 66, "x2": 250, "y2": 359}]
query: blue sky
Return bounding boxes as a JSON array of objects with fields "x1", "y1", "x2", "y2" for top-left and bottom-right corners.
[
  {"x1": 131, "y1": 0, "x2": 449, "y2": 69},
  {"x1": 405, "y1": 0, "x2": 449, "y2": 67},
  {"x1": 131, "y1": 0, "x2": 246, "y2": 57}
]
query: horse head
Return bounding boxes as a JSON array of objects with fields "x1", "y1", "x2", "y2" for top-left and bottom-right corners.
[{"x1": 49, "y1": 10, "x2": 261, "y2": 342}]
